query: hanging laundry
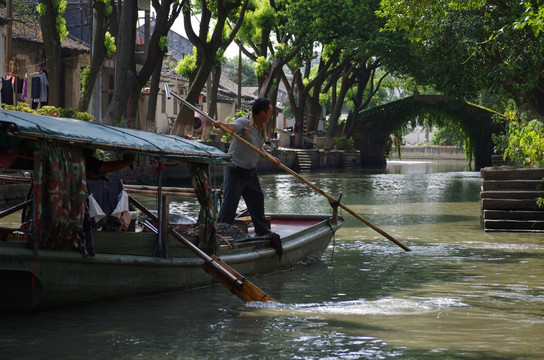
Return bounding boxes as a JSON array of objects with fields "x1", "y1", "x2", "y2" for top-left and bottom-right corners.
[
  {"x1": 31, "y1": 74, "x2": 41, "y2": 109},
  {"x1": 31, "y1": 75, "x2": 41, "y2": 99},
  {"x1": 16, "y1": 77, "x2": 23, "y2": 94},
  {"x1": 38, "y1": 71, "x2": 49, "y2": 105},
  {"x1": 1, "y1": 76, "x2": 14, "y2": 106},
  {"x1": 22, "y1": 74, "x2": 27, "y2": 100}
]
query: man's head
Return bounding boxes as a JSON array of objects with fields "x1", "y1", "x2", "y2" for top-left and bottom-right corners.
[{"x1": 252, "y1": 98, "x2": 273, "y2": 125}]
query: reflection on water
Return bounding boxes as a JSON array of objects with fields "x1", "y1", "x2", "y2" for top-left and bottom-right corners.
[{"x1": 1, "y1": 159, "x2": 543, "y2": 359}]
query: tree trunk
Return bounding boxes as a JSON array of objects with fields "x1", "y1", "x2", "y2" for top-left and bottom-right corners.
[
  {"x1": 78, "y1": 1, "x2": 108, "y2": 112},
  {"x1": 267, "y1": 86, "x2": 279, "y2": 139},
  {"x1": 146, "y1": 55, "x2": 163, "y2": 131},
  {"x1": 200, "y1": 63, "x2": 222, "y2": 140},
  {"x1": 208, "y1": 64, "x2": 221, "y2": 120},
  {"x1": 171, "y1": 53, "x2": 216, "y2": 136},
  {"x1": 103, "y1": 0, "x2": 138, "y2": 126},
  {"x1": 38, "y1": 0, "x2": 62, "y2": 107}
]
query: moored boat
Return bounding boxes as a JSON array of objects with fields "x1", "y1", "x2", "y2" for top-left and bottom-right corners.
[{"x1": 0, "y1": 110, "x2": 343, "y2": 309}]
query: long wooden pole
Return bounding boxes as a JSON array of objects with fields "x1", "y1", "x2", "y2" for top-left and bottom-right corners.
[
  {"x1": 128, "y1": 195, "x2": 276, "y2": 302},
  {"x1": 174, "y1": 93, "x2": 411, "y2": 252}
]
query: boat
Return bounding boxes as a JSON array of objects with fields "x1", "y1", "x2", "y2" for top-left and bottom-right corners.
[{"x1": 0, "y1": 110, "x2": 343, "y2": 309}]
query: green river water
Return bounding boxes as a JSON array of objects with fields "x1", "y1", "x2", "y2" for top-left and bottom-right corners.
[{"x1": 1, "y1": 160, "x2": 543, "y2": 359}]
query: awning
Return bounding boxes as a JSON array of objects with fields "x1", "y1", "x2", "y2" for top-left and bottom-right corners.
[{"x1": 0, "y1": 110, "x2": 230, "y2": 165}]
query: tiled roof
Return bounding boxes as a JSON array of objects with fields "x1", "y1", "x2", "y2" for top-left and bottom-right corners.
[{"x1": 0, "y1": 9, "x2": 88, "y2": 52}]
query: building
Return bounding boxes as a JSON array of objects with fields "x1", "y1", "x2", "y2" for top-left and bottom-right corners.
[{"x1": 1, "y1": 8, "x2": 89, "y2": 110}]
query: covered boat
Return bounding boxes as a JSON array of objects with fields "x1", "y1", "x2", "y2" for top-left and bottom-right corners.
[{"x1": 0, "y1": 110, "x2": 343, "y2": 309}]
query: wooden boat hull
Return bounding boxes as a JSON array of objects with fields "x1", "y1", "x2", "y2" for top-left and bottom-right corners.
[{"x1": 0, "y1": 214, "x2": 342, "y2": 309}]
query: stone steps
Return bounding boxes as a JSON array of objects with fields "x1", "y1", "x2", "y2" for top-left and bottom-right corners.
[
  {"x1": 480, "y1": 167, "x2": 544, "y2": 232},
  {"x1": 341, "y1": 152, "x2": 360, "y2": 168},
  {"x1": 294, "y1": 150, "x2": 316, "y2": 171}
]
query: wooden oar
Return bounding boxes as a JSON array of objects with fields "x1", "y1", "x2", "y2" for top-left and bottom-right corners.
[
  {"x1": 128, "y1": 195, "x2": 275, "y2": 303},
  {"x1": 174, "y1": 94, "x2": 411, "y2": 252},
  {"x1": 0, "y1": 199, "x2": 31, "y2": 219}
]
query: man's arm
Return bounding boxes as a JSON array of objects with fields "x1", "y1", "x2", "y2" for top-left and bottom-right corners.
[{"x1": 213, "y1": 121, "x2": 235, "y2": 133}]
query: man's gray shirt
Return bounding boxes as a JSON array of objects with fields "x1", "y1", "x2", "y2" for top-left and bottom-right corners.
[{"x1": 227, "y1": 116, "x2": 264, "y2": 169}]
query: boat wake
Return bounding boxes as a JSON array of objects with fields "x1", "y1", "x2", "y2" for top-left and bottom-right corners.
[{"x1": 245, "y1": 296, "x2": 467, "y2": 317}]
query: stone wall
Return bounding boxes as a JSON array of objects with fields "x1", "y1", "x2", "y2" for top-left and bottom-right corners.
[{"x1": 390, "y1": 145, "x2": 465, "y2": 160}]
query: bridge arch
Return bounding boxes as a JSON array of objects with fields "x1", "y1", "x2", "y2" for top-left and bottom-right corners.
[{"x1": 351, "y1": 94, "x2": 502, "y2": 169}]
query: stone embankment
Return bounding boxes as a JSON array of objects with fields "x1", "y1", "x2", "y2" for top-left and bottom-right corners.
[
  {"x1": 389, "y1": 145, "x2": 465, "y2": 160},
  {"x1": 258, "y1": 148, "x2": 361, "y2": 172},
  {"x1": 480, "y1": 167, "x2": 544, "y2": 232},
  {"x1": 0, "y1": 145, "x2": 464, "y2": 209}
]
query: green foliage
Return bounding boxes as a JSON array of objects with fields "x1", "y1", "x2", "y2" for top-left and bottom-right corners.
[
  {"x1": 97, "y1": 0, "x2": 113, "y2": 15},
  {"x1": 431, "y1": 125, "x2": 466, "y2": 147},
  {"x1": 377, "y1": 0, "x2": 544, "y2": 116},
  {"x1": 221, "y1": 110, "x2": 248, "y2": 145},
  {"x1": 158, "y1": 36, "x2": 169, "y2": 52},
  {"x1": 379, "y1": 0, "x2": 544, "y2": 111},
  {"x1": 104, "y1": 31, "x2": 116, "y2": 57},
  {"x1": 36, "y1": 2, "x2": 46, "y2": 16},
  {"x1": 224, "y1": 56, "x2": 258, "y2": 86},
  {"x1": 93, "y1": 149, "x2": 110, "y2": 161},
  {"x1": 513, "y1": 1, "x2": 544, "y2": 36},
  {"x1": 333, "y1": 137, "x2": 354, "y2": 151},
  {"x1": 2, "y1": 102, "x2": 34, "y2": 113},
  {"x1": 36, "y1": 106, "x2": 61, "y2": 117},
  {"x1": 491, "y1": 103, "x2": 518, "y2": 155},
  {"x1": 2, "y1": 104, "x2": 94, "y2": 122},
  {"x1": 80, "y1": 65, "x2": 91, "y2": 104},
  {"x1": 37, "y1": 0, "x2": 69, "y2": 40},
  {"x1": 237, "y1": 1, "x2": 276, "y2": 45},
  {"x1": 254, "y1": 56, "x2": 270, "y2": 78},
  {"x1": 503, "y1": 118, "x2": 544, "y2": 167},
  {"x1": 175, "y1": 49, "x2": 198, "y2": 79},
  {"x1": 537, "y1": 195, "x2": 544, "y2": 208},
  {"x1": 253, "y1": 1, "x2": 276, "y2": 30}
]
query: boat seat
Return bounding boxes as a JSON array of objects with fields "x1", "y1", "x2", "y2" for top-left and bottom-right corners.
[{"x1": 234, "y1": 215, "x2": 271, "y2": 233}]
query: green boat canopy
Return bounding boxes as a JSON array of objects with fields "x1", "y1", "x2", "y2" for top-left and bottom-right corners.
[{"x1": 0, "y1": 110, "x2": 231, "y2": 165}]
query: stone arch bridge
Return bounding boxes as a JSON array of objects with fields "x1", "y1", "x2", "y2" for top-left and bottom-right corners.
[{"x1": 351, "y1": 94, "x2": 502, "y2": 169}]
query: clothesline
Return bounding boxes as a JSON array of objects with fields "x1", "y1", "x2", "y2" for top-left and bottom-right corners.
[
  {"x1": 4, "y1": 58, "x2": 47, "y2": 75},
  {"x1": 4, "y1": 55, "x2": 79, "y2": 76}
]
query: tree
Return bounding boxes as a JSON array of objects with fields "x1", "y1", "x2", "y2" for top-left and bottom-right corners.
[
  {"x1": 378, "y1": 0, "x2": 544, "y2": 117},
  {"x1": 224, "y1": 55, "x2": 258, "y2": 87},
  {"x1": 235, "y1": 0, "x2": 281, "y2": 96},
  {"x1": 280, "y1": 0, "x2": 398, "y2": 149},
  {"x1": 78, "y1": 0, "x2": 116, "y2": 112},
  {"x1": 102, "y1": 0, "x2": 184, "y2": 127},
  {"x1": 170, "y1": 0, "x2": 250, "y2": 137},
  {"x1": 37, "y1": 0, "x2": 68, "y2": 107}
]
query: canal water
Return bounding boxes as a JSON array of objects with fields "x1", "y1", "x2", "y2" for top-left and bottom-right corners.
[{"x1": 1, "y1": 160, "x2": 543, "y2": 359}]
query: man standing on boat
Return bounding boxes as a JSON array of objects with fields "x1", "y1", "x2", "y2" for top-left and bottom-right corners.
[{"x1": 214, "y1": 98, "x2": 281, "y2": 239}]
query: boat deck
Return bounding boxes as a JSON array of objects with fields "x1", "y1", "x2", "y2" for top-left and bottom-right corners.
[{"x1": 246, "y1": 217, "x2": 325, "y2": 238}]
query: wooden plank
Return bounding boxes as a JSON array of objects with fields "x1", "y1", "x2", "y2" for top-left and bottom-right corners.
[
  {"x1": 0, "y1": 174, "x2": 31, "y2": 183},
  {"x1": 480, "y1": 190, "x2": 544, "y2": 199},
  {"x1": 484, "y1": 219, "x2": 544, "y2": 231},
  {"x1": 481, "y1": 180, "x2": 544, "y2": 191},
  {"x1": 123, "y1": 184, "x2": 198, "y2": 198},
  {"x1": 483, "y1": 210, "x2": 544, "y2": 220},
  {"x1": 481, "y1": 198, "x2": 542, "y2": 211},
  {"x1": 480, "y1": 167, "x2": 544, "y2": 180}
]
